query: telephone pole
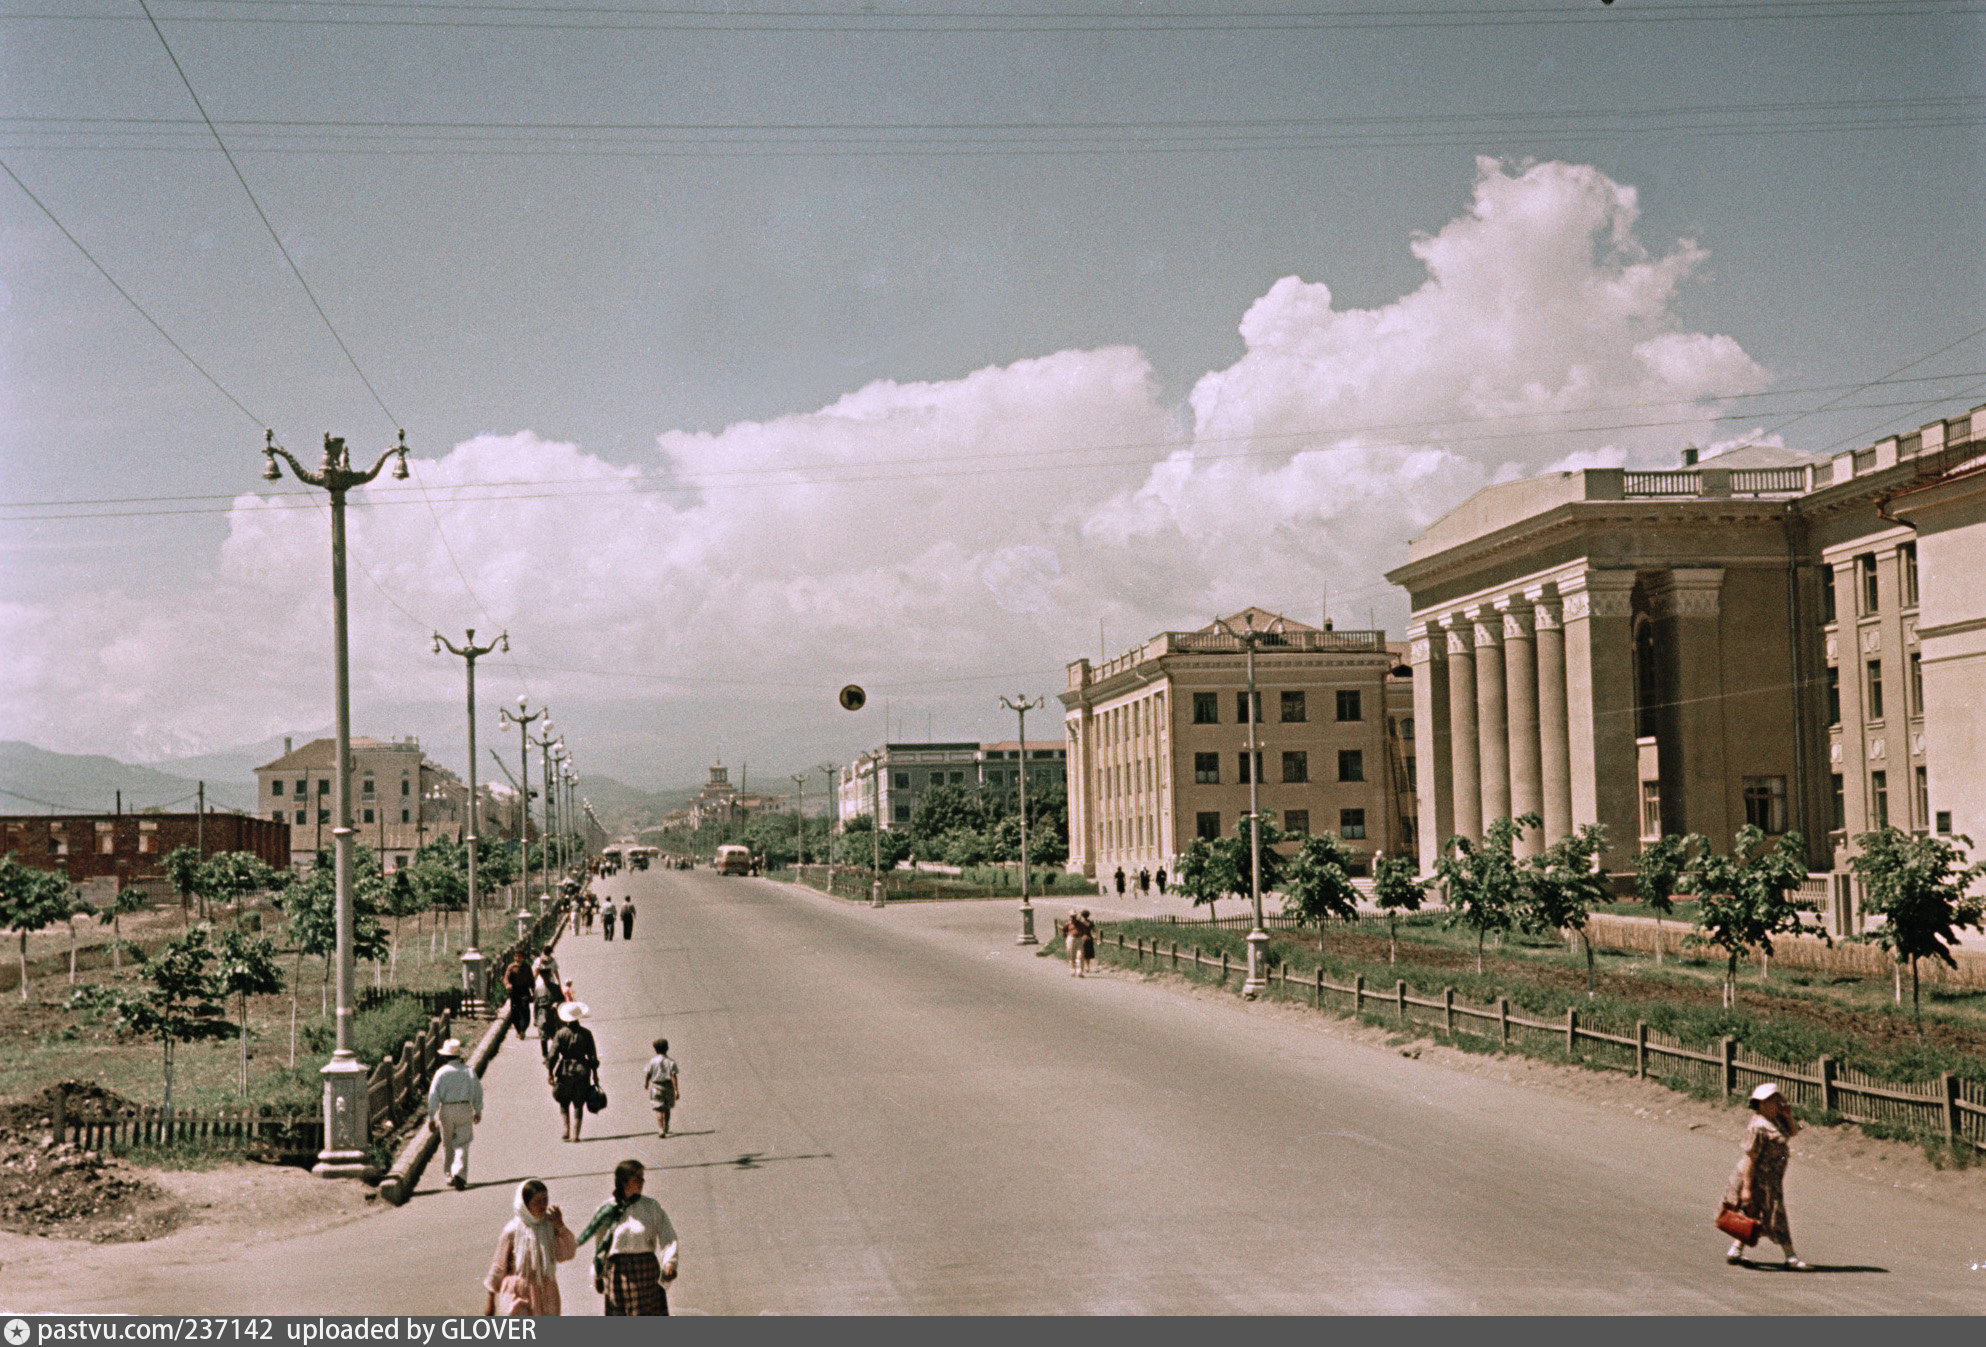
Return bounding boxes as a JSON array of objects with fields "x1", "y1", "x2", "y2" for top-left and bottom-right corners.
[
  {"x1": 434, "y1": 628, "x2": 507, "y2": 1005},
  {"x1": 791, "y1": 773, "x2": 808, "y2": 866},
  {"x1": 1000, "y1": 695, "x2": 1046, "y2": 945}
]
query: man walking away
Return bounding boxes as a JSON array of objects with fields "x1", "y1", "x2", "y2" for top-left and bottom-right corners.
[
  {"x1": 504, "y1": 951, "x2": 535, "y2": 1040},
  {"x1": 643, "y1": 1038, "x2": 679, "y2": 1137},
  {"x1": 1137, "y1": 868, "x2": 1151, "y2": 898},
  {"x1": 427, "y1": 1038, "x2": 483, "y2": 1190},
  {"x1": 601, "y1": 895, "x2": 618, "y2": 943},
  {"x1": 620, "y1": 898, "x2": 636, "y2": 942},
  {"x1": 1156, "y1": 866, "x2": 1167, "y2": 896},
  {"x1": 1114, "y1": 867, "x2": 1126, "y2": 897}
]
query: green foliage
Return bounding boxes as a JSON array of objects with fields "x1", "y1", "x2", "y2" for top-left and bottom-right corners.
[
  {"x1": 833, "y1": 814, "x2": 913, "y2": 871},
  {"x1": 1522, "y1": 824, "x2": 1612, "y2": 994},
  {"x1": 1634, "y1": 833, "x2": 1700, "y2": 915},
  {"x1": 162, "y1": 845, "x2": 203, "y2": 910},
  {"x1": 0, "y1": 853, "x2": 77, "y2": 999},
  {"x1": 1436, "y1": 814, "x2": 1535, "y2": 969},
  {"x1": 1683, "y1": 825, "x2": 1818, "y2": 1003},
  {"x1": 910, "y1": 784, "x2": 993, "y2": 840},
  {"x1": 1851, "y1": 827, "x2": 1986, "y2": 1030},
  {"x1": 196, "y1": 851, "x2": 283, "y2": 913},
  {"x1": 1282, "y1": 833, "x2": 1364, "y2": 927},
  {"x1": 296, "y1": 991, "x2": 439, "y2": 1067},
  {"x1": 279, "y1": 848, "x2": 390, "y2": 964},
  {"x1": 1372, "y1": 852, "x2": 1429, "y2": 915},
  {"x1": 68, "y1": 925, "x2": 237, "y2": 1112}
]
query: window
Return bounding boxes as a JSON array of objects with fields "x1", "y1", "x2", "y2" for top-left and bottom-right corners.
[
  {"x1": 1901, "y1": 542, "x2": 1919, "y2": 607},
  {"x1": 1937, "y1": 809, "x2": 1953, "y2": 835},
  {"x1": 272, "y1": 810, "x2": 285, "y2": 823},
  {"x1": 100, "y1": 832, "x2": 115, "y2": 855},
  {"x1": 1196, "y1": 811, "x2": 1221, "y2": 841},
  {"x1": 1742, "y1": 776, "x2": 1788, "y2": 834},
  {"x1": 894, "y1": 773, "x2": 910, "y2": 790},
  {"x1": 1399, "y1": 818, "x2": 1416, "y2": 848},
  {"x1": 1825, "y1": 667, "x2": 1841, "y2": 726},
  {"x1": 1194, "y1": 752, "x2": 1220, "y2": 784},
  {"x1": 1909, "y1": 653, "x2": 1923, "y2": 718},
  {"x1": 362, "y1": 808, "x2": 375, "y2": 824},
  {"x1": 1400, "y1": 717, "x2": 1415, "y2": 741},
  {"x1": 1336, "y1": 689, "x2": 1362, "y2": 722},
  {"x1": 317, "y1": 780, "x2": 330, "y2": 796},
  {"x1": 1820, "y1": 571, "x2": 1836, "y2": 625},
  {"x1": 1235, "y1": 691, "x2": 1262, "y2": 723},
  {"x1": 1640, "y1": 781, "x2": 1662, "y2": 840},
  {"x1": 1633, "y1": 617, "x2": 1659, "y2": 739},
  {"x1": 296, "y1": 809, "x2": 307, "y2": 825},
  {"x1": 1831, "y1": 774, "x2": 1845, "y2": 832},
  {"x1": 1870, "y1": 770, "x2": 1889, "y2": 829},
  {"x1": 949, "y1": 772, "x2": 964, "y2": 785},
  {"x1": 401, "y1": 778, "x2": 411, "y2": 796},
  {"x1": 1280, "y1": 691, "x2": 1307, "y2": 723},
  {"x1": 1866, "y1": 660, "x2": 1885, "y2": 721},
  {"x1": 1283, "y1": 810, "x2": 1310, "y2": 836},
  {"x1": 1404, "y1": 757, "x2": 1417, "y2": 790},
  {"x1": 1859, "y1": 553, "x2": 1879, "y2": 614},
  {"x1": 1340, "y1": 808, "x2": 1367, "y2": 840},
  {"x1": 1236, "y1": 752, "x2": 1264, "y2": 784},
  {"x1": 362, "y1": 778, "x2": 376, "y2": 799},
  {"x1": 1192, "y1": 692, "x2": 1219, "y2": 724},
  {"x1": 1338, "y1": 749, "x2": 1364, "y2": 783},
  {"x1": 893, "y1": 804, "x2": 911, "y2": 823},
  {"x1": 1915, "y1": 766, "x2": 1930, "y2": 827},
  {"x1": 1282, "y1": 751, "x2": 1309, "y2": 784},
  {"x1": 272, "y1": 779, "x2": 284, "y2": 797},
  {"x1": 401, "y1": 808, "x2": 412, "y2": 824}
]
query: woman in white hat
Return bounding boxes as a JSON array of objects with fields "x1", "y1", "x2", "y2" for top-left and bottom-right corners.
[
  {"x1": 1722, "y1": 1082, "x2": 1807, "y2": 1269},
  {"x1": 545, "y1": 1000, "x2": 599, "y2": 1142}
]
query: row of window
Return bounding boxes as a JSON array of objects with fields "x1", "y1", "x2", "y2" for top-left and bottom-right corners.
[
  {"x1": 270, "y1": 777, "x2": 412, "y2": 798},
  {"x1": 272, "y1": 808, "x2": 414, "y2": 825},
  {"x1": 1640, "y1": 768, "x2": 1945, "y2": 841},
  {"x1": 1189, "y1": 689, "x2": 1364, "y2": 725},
  {"x1": 1192, "y1": 808, "x2": 1367, "y2": 840},
  {"x1": 1824, "y1": 655, "x2": 1923, "y2": 726},
  {"x1": 1821, "y1": 543, "x2": 1918, "y2": 625},
  {"x1": 1190, "y1": 749, "x2": 1365, "y2": 784}
]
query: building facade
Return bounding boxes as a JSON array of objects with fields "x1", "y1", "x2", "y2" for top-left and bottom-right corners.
[
  {"x1": 1060, "y1": 610, "x2": 1415, "y2": 882},
  {"x1": 0, "y1": 811, "x2": 290, "y2": 890},
  {"x1": 1386, "y1": 406, "x2": 1984, "y2": 893},
  {"x1": 253, "y1": 736, "x2": 466, "y2": 870},
  {"x1": 835, "y1": 741, "x2": 1068, "y2": 828}
]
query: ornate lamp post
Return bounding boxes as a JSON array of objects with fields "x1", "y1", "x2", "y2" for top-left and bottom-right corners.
[
  {"x1": 1000, "y1": 695, "x2": 1046, "y2": 945},
  {"x1": 499, "y1": 698, "x2": 544, "y2": 920},
  {"x1": 434, "y1": 628, "x2": 506, "y2": 1006},
  {"x1": 260, "y1": 428, "x2": 409, "y2": 1177},
  {"x1": 870, "y1": 748, "x2": 886, "y2": 908},
  {"x1": 1216, "y1": 613, "x2": 1277, "y2": 999}
]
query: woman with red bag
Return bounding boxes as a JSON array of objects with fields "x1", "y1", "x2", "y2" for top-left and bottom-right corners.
[
  {"x1": 1721, "y1": 1083, "x2": 1808, "y2": 1269},
  {"x1": 483, "y1": 1179, "x2": 577, "y2": 1315}
]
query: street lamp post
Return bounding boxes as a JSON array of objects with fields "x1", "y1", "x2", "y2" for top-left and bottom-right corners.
[
  {"x1": 539, "y1": 735, "x2": 560, "y2": 894},
  {"x1": 870, "y1": 749, "x2": 885, "y2": 908},
  {"x1": 818, "y1": 763, "x2": 839, "y2": 891},
  {"x1": 499, "y1": 699, "x2": 544, "y2": 925},
  {"x1": 1216, "y1": 613, "x2": 1276, "y2": 999},
  {"x1": 791, "y1": 773, "x2": 808, "y2": 868},
  {"x1": 260, "y1": 428, "x2": 410, "y2": 1178},
  {"x1": 1000, "y1": 695, "x2": 1046, "y2": 945},
  {"x1": 433, "y1": 628, "x2": 508, "y2": 1008}
]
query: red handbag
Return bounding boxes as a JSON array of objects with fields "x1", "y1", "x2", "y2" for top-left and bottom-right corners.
[{"x1": 1715, "y1": 1204, "x2": 1760, "y2": 1246}]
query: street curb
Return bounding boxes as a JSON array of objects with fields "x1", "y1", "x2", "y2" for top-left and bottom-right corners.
[{"x1": 377, "y1": 907, "x2": 567, "y2": 1205}]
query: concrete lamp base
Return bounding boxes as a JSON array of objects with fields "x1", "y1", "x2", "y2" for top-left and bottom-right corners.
[
  {"x1": 1017, "y1": 902, "x2": 1038, "y2": 946},
  {"x1": 314, "y1": 1052, "x2": 372, "y2": 1178},
  {"x1": 1241, "y1": 928, "x2": 1270, "y2": 1001}
]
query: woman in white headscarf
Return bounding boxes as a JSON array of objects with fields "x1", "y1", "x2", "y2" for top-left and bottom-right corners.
[{"x1": 484, "y1": 1178, "x2": 577, "y2": 1315}]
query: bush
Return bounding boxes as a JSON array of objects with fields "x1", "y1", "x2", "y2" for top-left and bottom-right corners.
[{"x1": 296, "y1": 994, "x2": 441, "y2": 1068}]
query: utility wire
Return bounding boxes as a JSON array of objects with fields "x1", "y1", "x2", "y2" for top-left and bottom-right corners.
[{"x1": 1765, "y1": 325, "x2": 1986, "y2": 440}]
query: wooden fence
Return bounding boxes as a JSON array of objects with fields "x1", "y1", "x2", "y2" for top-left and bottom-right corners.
[{"x1": 1099, "y1": 930, "x2": 1986, "y2": 1153}]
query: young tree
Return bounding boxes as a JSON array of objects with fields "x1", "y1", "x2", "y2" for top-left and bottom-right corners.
[
  {"x1": 0, "y1": 855, "x2": 76, "y2": 1002},
  {"x1": 379, "y1": 867, "x2": 430, "y2": 981},
  {"x1": 1281, "y1": 833, "x2": 1363, "y2": 949},
  {"x1": 834, "y1": 815, "x2": 912, "y2": 871},
  {"x1": 1371, "y1": 851, "x2": 1430, "y2": 966},
  {"x1": 69, "y1": 926, "x2": 234, "y2": 1114},
  {"x1": 282, "y1": 848, "x2": 390, "y2": 1016},
  {"x1": 197, "y1": 851, "x2": 281, "y2": 928},
  {"x1": 213, "y1": 928, "x2": 286, "y2": 1095},
  {"x1": 162, "y1": 844, "x2": 205, "y2": 924},
  {"x1": 1173, "y1": 837, "x2": 1238, "y2": 919},
  {"x1": 64, "y1": 886, "x2": 95, "y2": 984},
  {"x1": 1683, "y1": 825, "x2": 1816, "y2": 1008},
  {"x1": 910, "y1": 784, "x2": 991, "y2": 846},
  {"x1": 1435, "y1": 814, "x2": 1535, "y2": 974},
  {"x1": 1850, "y1": 827, "x2": 1986, "y2": 1037},
  {"x1": 1521, "y1": 824, "x2": 1612, "y2": 996},
  {"x1": 97, "y1": 883, "x2": 149, "y2": 971},
  {"x1": 1632, "y1": 833, "x2": 1700, "y2": 966}
]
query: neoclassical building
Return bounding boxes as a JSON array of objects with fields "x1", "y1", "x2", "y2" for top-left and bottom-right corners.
[{"x1": 1388, "y1": 406, "x2": 1985, "y2": 887}]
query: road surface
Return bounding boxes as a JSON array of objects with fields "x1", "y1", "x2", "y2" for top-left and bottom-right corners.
[{"x1": 16, "y1": 866, "x2": 1986, "y2": 1313}]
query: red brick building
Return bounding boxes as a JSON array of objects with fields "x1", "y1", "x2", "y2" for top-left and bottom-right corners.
[{"x1": 0, "y1": 812, "x2": 291, "y2": 889}]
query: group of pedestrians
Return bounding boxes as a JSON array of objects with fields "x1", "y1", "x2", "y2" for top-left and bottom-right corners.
[
  {"x1": 1060, "y1": 910, "x2": 1096, "y2": 976},
  {"x1": 598, "y1": 893, "x2": 635, "y2": 943},
  {"x1": 481, "y1": 1160, "x2": 680, "y2": 1316},
  {"x1": 1109, "y1": 865, "x2": 1166, "y2": 899}
]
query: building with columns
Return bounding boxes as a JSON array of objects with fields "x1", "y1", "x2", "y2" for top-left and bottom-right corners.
[
  {"x1": 1061, "y1": 610, "x2": 1415, "y2": 884},
  {"x1": 1388, "y1": 406, "x2": 1986, "y2": 896}
]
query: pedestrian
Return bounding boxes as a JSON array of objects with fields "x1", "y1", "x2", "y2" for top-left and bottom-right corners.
[
  {"x1": 483, "y1": 1179, "x2": 576, "y2": 1316},
  {"x1": 1079, "y1": 908, "x2": 1097, "y2": 974},
  {"x1": 533, "y1": 949, "x2": 560, "y2": 996},
  {"x1": 601, "y1": 895, "x2": 618, "y2": 943},
  {"x1": 1722, "y1": 1083, "x2": 1808, "y2": 1269},
  {"x1": 546, "y1": 1001, "x2": 600, "y2": 1143},
  {"x1": 1155, "y1": 866, "x2": 1168, "y2": 895},
  {"x1": 620, "y1": 897, "x2": 636, "y2": 941},
  {"x1": 425, "y1": 1037, "x2": 482, "y2": 1191},
  {"x1": 577, "y1": 1159, "x2": 678, "y2": 1316},
  {"x1": 1137, "y1": 867, "x2": 1151, "y2": 897},
  {"x1": 1062, "y1": 912, "x2": 1082, "y2": 976},
  {"x1": 503, "y1": 951, "x2": 535, "y2": 1041},
  {"x1": 533, "y1": 975, "x2": 560, "y2": 1061},
  {"x1": 643, "y1": 1037, "x2": 679, "y2": 1138},
  {"x1": 1114, "y1": 866, "x2": 1126, "y2": 897}
]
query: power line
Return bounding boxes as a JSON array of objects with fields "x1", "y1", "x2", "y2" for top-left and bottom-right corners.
[{"x1": 1766, "y1": 325, "x2": 1986, "y2": 440}]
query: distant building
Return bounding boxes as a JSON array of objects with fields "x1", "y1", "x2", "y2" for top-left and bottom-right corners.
[
  {"x1": 835, "y1": 741, "x2": 1068, "y2": 829},
  {"x1": 253, "y1": 736, "x2": 465, "y2": 871},
  {"x1": 0, "y1": 811, "x2": 289, "y2": 891},
  {"x1": 683, "y1": 764, "x2": 783, "y2": 830},
  {"x1": 1061, "y1": 609, "x2": 1414, "y2": 883}
]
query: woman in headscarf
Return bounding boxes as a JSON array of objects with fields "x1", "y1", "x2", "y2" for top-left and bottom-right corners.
[
  {"x1": 483, "y1": 1179, "x2": 577, "y2": 1316},
  {"x1": 1722, "y1": 1082, "x2": 1808, "y2": 1270},
  {"x1": 577, "y1": 1159, "x2": 679, "y2": 1316}
]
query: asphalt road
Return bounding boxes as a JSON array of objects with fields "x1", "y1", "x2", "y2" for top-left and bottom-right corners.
[{"x1": 23, "y1": 866, "x2": 1986, "y2": 1314}]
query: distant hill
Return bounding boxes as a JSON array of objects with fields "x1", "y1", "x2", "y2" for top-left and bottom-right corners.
[
  {"x1": 575, "y1": 775, "x2": 703, "y2": 836},
  {"x1": 146, "y1": 729, "x2": 331, "y2": 788},
  {"x1": 0, "y1": 741, "x2": 256, "y2": 815}
]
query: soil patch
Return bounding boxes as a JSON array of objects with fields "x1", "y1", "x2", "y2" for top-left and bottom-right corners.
[{"x1": 0, "y1": 1080, "x2": 183, "y2": 1243}]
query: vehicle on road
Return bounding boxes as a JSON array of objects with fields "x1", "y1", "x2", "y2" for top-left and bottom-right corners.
[{"x1": 714, "y1": 844, "x2": 754, "y2": 875}]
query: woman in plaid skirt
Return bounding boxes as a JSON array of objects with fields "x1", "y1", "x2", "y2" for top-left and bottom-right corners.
[{"x1": 576, "y1": 1159, "x2": 678, "y2": 1315}]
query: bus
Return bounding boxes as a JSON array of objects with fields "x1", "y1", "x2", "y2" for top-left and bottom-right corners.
[{"x1": 714, "y1": 844, "x2": 754, "y2": 876}]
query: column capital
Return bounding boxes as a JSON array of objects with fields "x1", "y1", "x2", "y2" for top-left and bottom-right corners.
[
  {"x1": 1558, "y1": 569, "x2": 1636, "y2": 620},
  {"x1": 1494, "y1": 595, "x2": 1535, "y2": 640},
  {"x1": 1437, "y1": 612, "x2": 1474, "y2": 657},
  {"x1": 1463, "y1": 603, "x2": 1502, "y2": 646},
  {"x1": 1646, "y1": 567, "x2": 1725, "y2": 619},
  {"x1": 1406, "y1": 620, "x2": 1442, "y2": 666}
]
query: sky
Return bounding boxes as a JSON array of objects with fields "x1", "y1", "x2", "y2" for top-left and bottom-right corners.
[{"x1": 2, "y1": 1, "x2": 1983, "y2": 791}]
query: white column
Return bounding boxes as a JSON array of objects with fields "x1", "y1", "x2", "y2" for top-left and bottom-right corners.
[
  {"x1": 1499, "y1": 596, "x2": 1542, "y2": 855},
  {"x1": 1442, "y1": 615, "x2": 1481, "y2": 843},
  {"x1": 1529, "y1": 585, "x2": 1572, "y2": 844},
  {"x1": 1407, "y1": 621, "x2": 1450, "y2": 873},
  {"x1": 1471, "y1": 604, "x2": 1510, "y2": 831}
]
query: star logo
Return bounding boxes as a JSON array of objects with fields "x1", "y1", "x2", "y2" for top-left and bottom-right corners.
[{"x1": 4, "y1": 1318, "x2": 31, "y2": 1346}]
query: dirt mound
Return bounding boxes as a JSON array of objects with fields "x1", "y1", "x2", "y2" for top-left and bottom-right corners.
[{"x1": 0, "y1": 1084, "x2": 182, "y2": 1243}]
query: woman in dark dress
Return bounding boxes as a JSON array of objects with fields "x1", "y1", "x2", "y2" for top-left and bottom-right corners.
[{"x1": 545, "y1": 1001, "x2": 599, "y2": 1143}]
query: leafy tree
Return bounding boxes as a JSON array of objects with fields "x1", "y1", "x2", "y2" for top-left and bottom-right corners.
[
  {"x1": 197, "y1": 851, "x2": 282, "y2": 927},
  {"x1": 213, "y1": 928, "x2": 285, "y2": 1094},
  {"x1": 97, "y1": 884, "x2": 150, "y2": 971},
  {"x1": 69, "y1": 926, "x2": 235, "y2": 1114},
  {"x1": 162, "y1": 843, "x2": 205, "y2": 923},
  {"x1": 379, "y1": 867, "x2": 430, "y2": 980},
  {"x1": 1173, "y1": 837, "x2": 1236, "y2": 918},
  {"x1": 281, "y1": 847, "x2": 391, "y2": 1016},
  {"x1": 1632, "y1": 833, "x2": 1701, "y2": 966},
  {"x1": 910, "y1": 784, "x2": 992, "y2": 844},
  {"x1": 1371, "y1": 851, "x2": 1430, "y2": 966},
  {"x1": 1849, "y1": 827, "x2": 1986, "y2": 1037},
  {"x1": 1521, "y1": 823, "x2": 1612, "y2": 996},
  {"x1": 1683, "y1": 825, "x2": 1817, "y2": 1008},
  {"x1": 1435, "y1": 814, "x2": 1535, "y2": 974},
  {"x1": 1281, "y1": 833, "x2": 1364, "y2": 949},
  {"x1": 0, "y1": 855, "x2": 76, "y2": 1002},
  {"x1": 833, "y1": 815, "x2": 912, "y2": 872}
]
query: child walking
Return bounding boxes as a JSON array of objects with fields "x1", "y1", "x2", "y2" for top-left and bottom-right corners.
[{"x1": 643, "y1": 1038, "x2": 680, "y2": 1138}]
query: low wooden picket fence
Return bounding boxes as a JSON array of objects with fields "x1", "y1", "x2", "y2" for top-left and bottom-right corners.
[
  {"x1": 56, "y1": 1105, "x2": 325, "y2": 1155},
  {"x1": 362, "y1": 1012, "x2": 454, "y2": 1140},
  {"x1": 1101, "y1": 930, "x2": 1986, "y2": 1153}
]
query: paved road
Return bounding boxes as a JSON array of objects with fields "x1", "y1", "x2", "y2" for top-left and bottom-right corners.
[{"x1": 21, "y1": 867, "x2": 1986, "y2": 1313}]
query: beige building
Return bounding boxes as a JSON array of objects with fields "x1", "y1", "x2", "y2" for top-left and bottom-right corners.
[
  {"x1": 1386, "y1": 404, "x2": 1985, "y2": 899},
  {"x1": 1061, "y1": 610, "x2": 1415, "y2": 883},
  {"x1": 254, "y1": 736, "x2": 467, "y2": 871},
  {"x1": 835, "y1": 741, "x2": 1067, "y2": 829}
]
